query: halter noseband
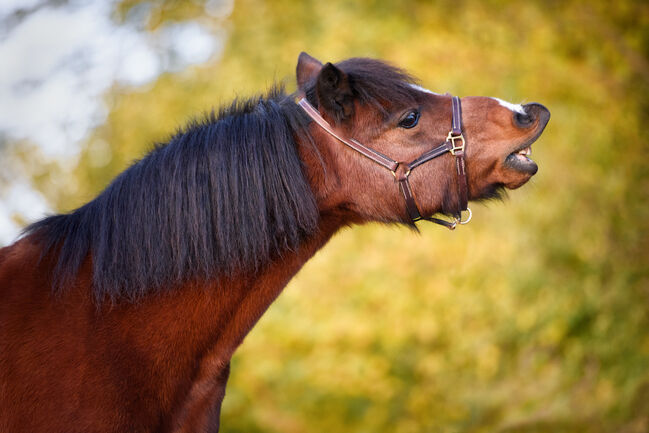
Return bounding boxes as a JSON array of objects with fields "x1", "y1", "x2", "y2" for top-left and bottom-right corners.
[{"x1": 297, "y1": 95, "x2": 471, "y2": 229}]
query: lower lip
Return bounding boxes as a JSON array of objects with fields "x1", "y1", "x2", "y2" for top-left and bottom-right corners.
[{"x1": 505, "y1": 153, "x2": 538, "y2": 175}]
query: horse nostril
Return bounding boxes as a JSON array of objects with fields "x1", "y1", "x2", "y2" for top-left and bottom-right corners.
[
  {"x1": 514, "y1": 111, "x2": 533, "y2": 127},
  {"x1": 522, "y1": 102, "x2": 551, "y2": 129}
]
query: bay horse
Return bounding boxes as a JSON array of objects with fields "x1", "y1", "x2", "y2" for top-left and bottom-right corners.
[{"x1": 0, "y1": 53, "x2": 549, "y2": 432}]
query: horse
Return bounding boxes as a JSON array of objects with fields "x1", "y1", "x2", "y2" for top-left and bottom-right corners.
[{"x1": 0, "y1": 52, "x2": 550, "y2": 433}]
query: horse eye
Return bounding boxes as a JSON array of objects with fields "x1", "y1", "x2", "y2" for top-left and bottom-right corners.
[{"x1": 398, "y1": 111, "x2": 420, "y2": 129}]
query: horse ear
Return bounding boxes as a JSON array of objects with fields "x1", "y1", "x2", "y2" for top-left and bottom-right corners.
[
  {"x1": 296, "y1": 52, "x2": 323, "y2": 90},
  {"x1": 316, "y1": 62, "x2": 354, "y2": 122}
]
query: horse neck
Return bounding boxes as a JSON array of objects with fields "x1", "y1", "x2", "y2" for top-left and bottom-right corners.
[
  {"x1": 94, "y1": 212, "x2": 344, "y2": 371},
  {"x1": 139, "y1": 129, "x2": 353, "y2": 370},
  {"x1": 195, "y1": 214, "x2": 343, "y2": 361}
]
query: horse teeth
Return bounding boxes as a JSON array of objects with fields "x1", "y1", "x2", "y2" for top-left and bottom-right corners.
[{"x1": 517, "y1": 147, "x2": 531, "y2": 156}]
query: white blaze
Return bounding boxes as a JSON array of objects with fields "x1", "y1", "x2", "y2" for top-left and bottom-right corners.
[
  {"x1": 491, "y1": 97, "x2": 526, "y2": 115},
  {"x1": 409, "y1": 85, "x2": 526, "y2": 116}
]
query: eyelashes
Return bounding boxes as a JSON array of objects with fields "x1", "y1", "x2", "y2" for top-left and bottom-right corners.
[{"x1": 398, "y1": 110, "x2": 420, "y2": 129}]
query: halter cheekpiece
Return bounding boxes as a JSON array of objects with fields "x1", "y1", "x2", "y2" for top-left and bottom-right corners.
[{"x1": 297, "y1": 94, "x2": 471, "y2": 229}]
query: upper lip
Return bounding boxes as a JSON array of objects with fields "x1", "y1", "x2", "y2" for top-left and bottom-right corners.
[{"x1": 507, "y1": 121, "x2": 548, "y2": 157}]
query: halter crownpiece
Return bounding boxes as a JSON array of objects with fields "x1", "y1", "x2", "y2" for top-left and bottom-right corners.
[{"x1": 297, "y1": 94, "x2": 471, "y2": 230}]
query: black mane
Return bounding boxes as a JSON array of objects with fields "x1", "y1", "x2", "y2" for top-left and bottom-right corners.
[
  {"x1": 24, "y1": 58, "x2": 420, "y2": 301},
  {"x1": 26, "y1": 87, "x2": 320, "y2": 301}
]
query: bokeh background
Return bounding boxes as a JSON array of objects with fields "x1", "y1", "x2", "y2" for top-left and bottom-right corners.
[{"x1": 1, "y1": 1, "x2": 648, "y2": 432}]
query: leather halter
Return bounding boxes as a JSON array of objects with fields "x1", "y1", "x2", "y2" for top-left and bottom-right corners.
[{"x1": 297, "y1": 95, "x2": 471, "y2": 229}]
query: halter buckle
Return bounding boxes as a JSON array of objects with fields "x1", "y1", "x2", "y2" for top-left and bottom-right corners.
[{"x1": 447, "y1": 132, "x2": 466, "y2": 155}]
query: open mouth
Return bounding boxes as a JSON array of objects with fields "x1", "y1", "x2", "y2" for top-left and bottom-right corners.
[
  {"x1": 504, "y1": 139, "x2": 539, "y2": 175},
  {"x1": 503, "y1": 103, "x2": 550, "y2": 177}
]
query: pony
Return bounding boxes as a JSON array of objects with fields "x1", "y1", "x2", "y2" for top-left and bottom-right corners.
[{"x1": 0, "y1": 53, "x2": 549, "y2": 432}]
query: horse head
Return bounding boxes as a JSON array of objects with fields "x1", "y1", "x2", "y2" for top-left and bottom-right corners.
[{"x1": 295, "y1": 52, "x2": 550, "y2": 226}]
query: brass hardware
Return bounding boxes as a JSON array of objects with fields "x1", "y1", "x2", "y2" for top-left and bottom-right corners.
[
  {"x1": 390, "y1": 165, "x2": 411, "y2": 179},
  {"x1": 447, "y1": 132, "x2": 465, "y2": 155}
]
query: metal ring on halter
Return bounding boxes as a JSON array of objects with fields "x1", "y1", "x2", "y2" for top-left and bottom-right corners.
[
  {"x1": 390, "y1": 164, "x2": 411, "y2": 180},
  {"x1": 458, "y1": 207, "x2": 472, "y2": 225}
]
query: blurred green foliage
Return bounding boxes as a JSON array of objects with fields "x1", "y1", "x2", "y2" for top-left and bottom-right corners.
[{"x1": 23, "y1": 0, "x2": 649, "y2": 431}]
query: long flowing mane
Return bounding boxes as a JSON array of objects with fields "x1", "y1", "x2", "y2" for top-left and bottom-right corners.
[
  {"x1": 25, "y1": 87, "x2": 318, "y2": 301},
  {"x1": 24, "y1": 59, "x2": 418, "y2": 302}
]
